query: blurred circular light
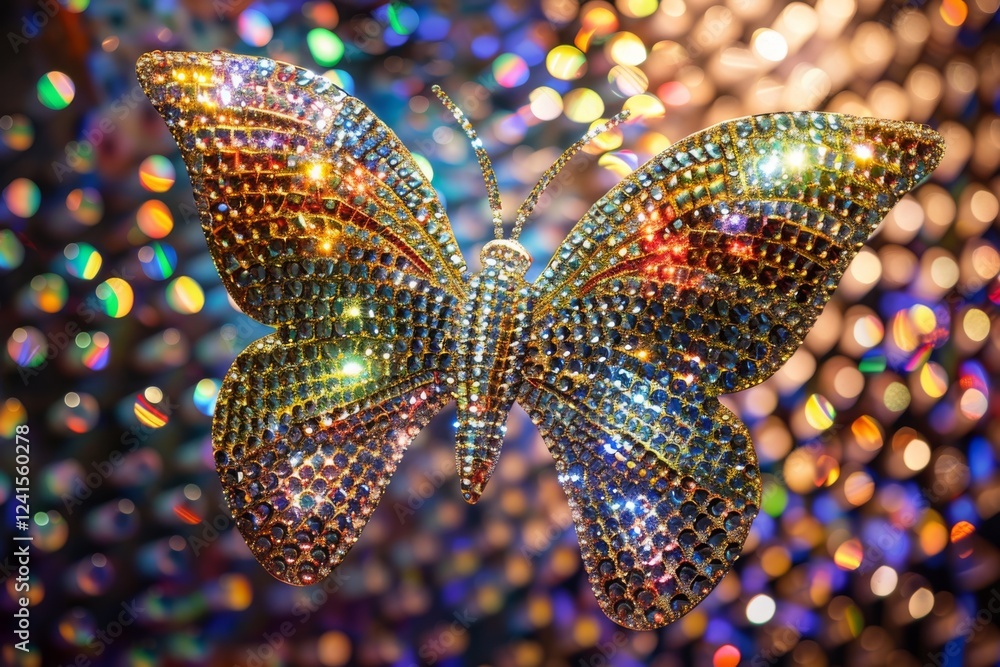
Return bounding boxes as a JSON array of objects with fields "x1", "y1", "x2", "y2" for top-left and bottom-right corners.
[
  {"x1": 1, "y1": 398, "x2": 28, "y2": 438},
  {"x1": 563, "y1": 88, "x2": 605, "y2": 123},
  {"x1": 588, "y1": 119, "x2": 623, "y2": 151},
  {"x1": 29, "y1": 273, "x2": 69, "y2": 312},
  {"x1": 66, "y1": 188, "x2": 103, "y2": 225},
  {"x1": 929, "y1": 255, "x2": 959, "y2": 289},
  {"x1": 752, "y1": 29, "x2": 789, "y2": 62},
  {"x1": 308, "y1": 28, "x2": 345, "y2": 66},
  {"x1": 618, "y1": 0, "x2": 659, "y2": 18},
  {"x1": 804, "y1": 394, "x2": 836, "y2": 430},
  {"x1": 0, "y1": 229, "x2": 25, "y2": 270},
  {"x1": 607, "y1": 32, "x2": 647, "y2": 66},
  {"x1": 959, "y1": 388, "x2": 988, "y2": 420},
  {"x1": 56, "y1": 392, "x2": 100, "y2": 434},
  {"x1": 908, "y1": 304, "x2": 937, "y2": 335},
  {"x1": 77, "y1": 331, "x2": 110, "y2": 370},
  {"x1": 193, "y1": 378, "x2": 222, "y2": 416},
  {"x1": 598, "y1": 150, "x2": 639, "y2": 177},
  {"x1": 908, "y1": 588, "x2": 934, "y2": 619},
  {"x1": 135, "y1": 387, "x2": 170, "y2": 428},
  {"x1": 851, "y1": 415, "x2": 884, "y2": 451},
  {"x1": 529, "y1": 86, "x2": 563, "y2": 120},
  {"x1": 940, "y1": 0, "x2": 968, "y2": 25},
  {"x1": 962, "y1": 308, "x2": 989, "y2": 342},
  {"x1": 237, "y1": 9, "x2": 274, "y2": 47},
  {"x1": 322, "y1": 69, "x2": 355, "y2": 95},
  {"x1": 138, "y1": 242, "x2": 178, "y2": 280},
  {"x1": 4, "y1": 178, "x2": 41, "y2": 218},
  {"x1": 657, "y1": 81, "x2": 691, "y2": 107},
  {"x1": 609, "y1": 65, "x2": 649, "y2": 97},
  {"x1": 411, "y1": 153, "x2": 433, "y2": 181},
  {"x1": 581, "y1": 3, "x2": 619, "y2": 35},
  {"x1": 64, "y1": 243, "x2": 103, "y2": 280},
  {"x1": 136, "y1": 200, "x2": 174, "y2": 238},
  {"x1": 903, "y1": 438, "x2": 932, "y2": 471},
  {"x1": 492, "y1": 53, "x2": 530, "y2": 88},
  {"x1": 950, "y1": 520, "x2": 974, "y2": 544},
  {"x1": 37, "y1": 71, "x2": 75, "y2": 109},
  {"x1": 843, "y1": 470, "x2": 875, "y2": 506},
  {"x1": 870, "y1": 566, "x2": 898, "y2": 596},
  {"x1": 546, "y1": 45, "x2": 587, "y2": 80},
  {"x1": 919, "y1": 362, "x2": 948, "y2": 398},
  {"x1": 713, "y1": 645, "x2": 741, "y2": 667},
  {"x1": 388, "y1": 3, "x2": 419, "y2": 35},
  {"x1": 138, "y1": 156, "x2": 176, "y2": 193},
  {"x1": 0, "y1": 114, "x2": 34, "y2": 150},
  {"x1": 95, "y1": 278, "x2": 134, "y2": 318},
  {"x1": 854, "y1": 314, "x2": 884, "y2": 348},
  {"x1": 834, "y1": 538, "x2": 864, "y2": 570},
  {"x1": 7, "y1": 327, "x2": 47, "y2": 367},
  {"x1": 746, "y1": 594, "x2": 776, "y2": 624},
  {"x1": 884, "y1": 381, "x2": 912, "y2": 412},
  {"x1": 166, "y1": 276, "x2": 205, "y2": 314}
]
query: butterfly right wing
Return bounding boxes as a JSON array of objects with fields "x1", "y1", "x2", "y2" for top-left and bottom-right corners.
[
  {"x1": 518, "y1": 113, "x2": 943, "y2": 628},
  {"x1": 137, "y1": 51, "x2": 466, "y2": 585}
]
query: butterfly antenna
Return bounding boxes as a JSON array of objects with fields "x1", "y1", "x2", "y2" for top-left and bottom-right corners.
[
  {"x1": 431, "y1": 85, "x2": 505, "y2": 239},
  {"x1": 511, "y1": 109, "x2": 631, "y2": 241}
]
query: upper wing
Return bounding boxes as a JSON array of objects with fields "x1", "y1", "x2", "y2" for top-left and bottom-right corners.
[
  {"x1": 137, "y1": 50, "x2": 465, "y2": 585},
  {"x1": 519, "y1": 112, "x2": 944, "y2": 629}
]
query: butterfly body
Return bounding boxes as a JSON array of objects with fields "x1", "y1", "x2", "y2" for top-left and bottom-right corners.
[
  {"x1": 454, "y1": 239, "x2": 534, "y2": 502},
  {"x1": 138, "y1": 50, "x2": 943, "y2": 630}
]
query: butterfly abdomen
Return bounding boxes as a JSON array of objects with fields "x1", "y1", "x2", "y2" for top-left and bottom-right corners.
[{"x1": 454, "y1": 240, "x2": 534, "y2": 503}]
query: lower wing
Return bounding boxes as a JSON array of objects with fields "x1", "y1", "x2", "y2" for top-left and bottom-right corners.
[
  {"x1": 519, "y1": 350, "x2": 759, "y2": 629},
  {"x1": 215, "y1": 333, "x2": 451, "y2": 584}
]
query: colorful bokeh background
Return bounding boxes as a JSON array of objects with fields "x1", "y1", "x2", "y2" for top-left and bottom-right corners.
[{"x1": 1, "y1": 0, "x2": 1000, "y2": 665}]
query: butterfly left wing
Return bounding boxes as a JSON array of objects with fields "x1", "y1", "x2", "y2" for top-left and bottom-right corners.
[
  {"x1": 518, "y1": 112, "x2": 944, "y2": 629},
  {"x1": 137, "y1": 51, "x2": 467, "y2": 585}
]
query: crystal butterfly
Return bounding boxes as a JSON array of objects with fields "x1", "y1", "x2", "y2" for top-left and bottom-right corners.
[{"x1": 137, "y1": 50, "x2": 944, "y2": 630}]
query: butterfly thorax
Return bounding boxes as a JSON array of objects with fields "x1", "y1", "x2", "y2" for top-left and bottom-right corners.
[{"x1": 453, "y1": 239, "x2": 534, "y2": 502}]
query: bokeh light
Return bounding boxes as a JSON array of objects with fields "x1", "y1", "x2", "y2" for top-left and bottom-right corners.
[
  {"x1": 136, "y1": 199, "x2": 174, "y2": 238},
  {"x1": 0, "y1": 114, "x2": 34, "y2": 150},
  {"x1": 492, "y1": 53, "x2": 530, "y2": 88},
  {"x1": 308, "y1": 28, "x2": 345, "y2": 66},
  {"x1": 65, "y1": 187, "x2": 104, "y2": 225},
  {"x1": 193, "y1": 378, "x2": 222, "y2": 416},
  {"x1": 7, "y1": 327, "x2": 48, "y2": 367},
  {"x1": 134, "y1": 386, "x2": 170, "y2": 428},
  {"x1": 165, "y1": 276, "x2": 206, "y2": 314},
  {"x1": 94, "y1": 277, "x2": 134, "y2": 318},
  {"x1": 3, "y1": 177, "x2": 41, "y2": 217},
  {"x1": 237, "y1": 9, "x2": 274, "y2": 47},
  {"x1": 138, "y1": 156, "x2": 176, "y2": 192},
  {"x1": 37, "y1": 71, "x2": 75, "y2": 109},
  {"x1": 0, "y1": 228, "x2": 25, "y2": 269},
  {"x1": 28, "y1": 273, "x2": 69, "y2": 312},
  {"x1": 546, "y1": 44, "x2": 587, "y2": 80},
  {"x1": 138, "y1": 242, "x2": 178, "y2": 280},
  {"x1": 563, "y1": 87, "x2": 604, "y2": 122},
  {"x1": 63, "y1": 243, "x2": 103, "y2": 280}
]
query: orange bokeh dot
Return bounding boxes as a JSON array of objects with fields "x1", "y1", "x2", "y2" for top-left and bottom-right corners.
[
  {"x1": 940, "y1": 0, "x2": 968, "y2": 26},
  {"x1": 950, "y1": 520, "x2": 974, "y2": 542},
  {"x1": 714, "y1": 645, "x2": 741, "y2": 667}
]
